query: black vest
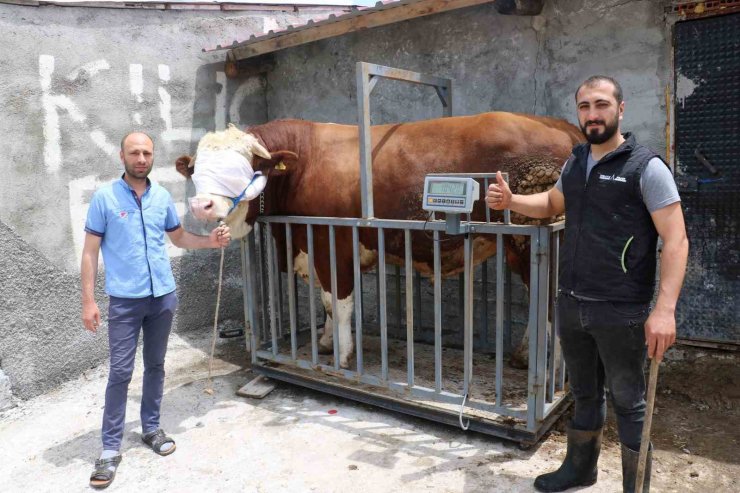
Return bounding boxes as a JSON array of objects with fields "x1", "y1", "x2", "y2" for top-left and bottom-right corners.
[{"x1": 559, "y1": 134, "x2": 661, "y2": 302}]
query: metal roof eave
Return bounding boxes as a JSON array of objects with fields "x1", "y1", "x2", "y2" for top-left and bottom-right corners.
[{"x1": 226, "y1": 0, "x2": 498, "y2": 61}]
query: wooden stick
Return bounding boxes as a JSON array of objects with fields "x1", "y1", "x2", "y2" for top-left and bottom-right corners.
[{"x1": 636, "y1": 357, "x2": 660, "y2": 491}]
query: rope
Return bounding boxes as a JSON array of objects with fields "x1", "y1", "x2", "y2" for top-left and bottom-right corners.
[{"x1": 204, "y1": 234, "x2": 226, "y2": 395}]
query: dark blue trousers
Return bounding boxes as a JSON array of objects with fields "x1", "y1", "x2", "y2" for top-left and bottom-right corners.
[
  {"x1": 557, "y1": 292, "x2": 649, "y2": 450},
  {"x1": 102, "y1": 291, "x2": 177, "y2": 450}
]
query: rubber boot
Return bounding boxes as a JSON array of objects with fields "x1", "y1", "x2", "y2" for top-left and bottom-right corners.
[
  {"x1": 534, "y1": 424, "x2": 602, "y2": 492},
  {"x1": 621, "y1": 442, "x2": 652, "y2": 492}
]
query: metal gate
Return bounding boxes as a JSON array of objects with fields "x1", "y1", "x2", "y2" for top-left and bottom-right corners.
[
  {"x1": 674, "y1": 13, "x2": 740, "y2": 344},
  {"x1": 240, "y1": 215, "x2": 568, "y2": 444},
  {"x1": 237, "y1": 63, "x2": 569, "y2": 445}
]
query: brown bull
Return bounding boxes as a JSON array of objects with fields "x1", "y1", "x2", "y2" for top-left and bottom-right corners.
[{"x1": 176, "y1": 113, "x2": 583, "y2": 368}]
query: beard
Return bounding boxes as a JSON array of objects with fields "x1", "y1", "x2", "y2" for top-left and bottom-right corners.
[
  {"x1": 580, "y1": 117, "x2": 620, "y2": 145},
  {"x1": 124, "y1": 159, "x2": 153, "y2": 179}
]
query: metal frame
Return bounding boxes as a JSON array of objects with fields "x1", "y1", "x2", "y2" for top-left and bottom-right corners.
[
  {"x1": 357, "y1": 62, "x2": 453, "y2": 218},
  {"x1": 239, "y1": 63, "x2": 569, "y2": 445},
  {"x1": 242, "y1": 216, "x2": 569, "y2": 444}
]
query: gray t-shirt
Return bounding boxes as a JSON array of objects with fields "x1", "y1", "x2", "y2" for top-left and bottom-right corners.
[{"x1": 555, "y1": 154, "x2": 680, "y2": 213}]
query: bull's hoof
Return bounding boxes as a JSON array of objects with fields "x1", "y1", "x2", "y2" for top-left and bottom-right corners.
[{"x1": 509, "y1": 353, "x2": 529, "y2": 369}]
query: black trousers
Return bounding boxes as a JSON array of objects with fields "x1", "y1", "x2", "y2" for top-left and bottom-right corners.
[{"x1": 557, "y1": 292, "x2": 650, "y2": 450}]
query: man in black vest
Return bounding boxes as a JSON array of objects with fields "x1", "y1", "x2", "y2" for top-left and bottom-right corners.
[{"x1": 486, "y1": 76, "x2": 688, "y2": 492}]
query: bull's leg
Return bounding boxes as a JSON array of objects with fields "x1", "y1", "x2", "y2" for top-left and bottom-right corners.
[
  {"x1": 335, "y1": 292, "x2": 355, "y2": 369},
  {"x1": 510, "y1": 329, "x2": 529, "y2": 369},
  {"x1": 317, "y1": 289, "x2": 355, "y2": 368},
  {"x1": 319, "y1": 290, "x2": 355, "y2": 368},
  {"x1": 318, "y1": 290, "x2": 334, "y2": 354}
]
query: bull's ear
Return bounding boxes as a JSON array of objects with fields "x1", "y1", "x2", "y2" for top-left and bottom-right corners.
[
  {"x1": 175, "y1": 155, "x2": 194, "y2": 178},
  {"x1": 267, "y1": 150, "x2": 299, "y2": 175},
  {"x1": 253, "y1": 150, "x2": 299, "y2": 175}
]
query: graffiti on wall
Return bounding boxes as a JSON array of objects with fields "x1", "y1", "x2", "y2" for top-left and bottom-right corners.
[{"x1": 39, "y1": 54, "x2": 264, "y2": 268}]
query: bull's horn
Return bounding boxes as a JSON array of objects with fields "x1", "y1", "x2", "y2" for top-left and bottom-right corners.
[{"x1": 251, "y1": 140, "x2": 272, "y2": 160}]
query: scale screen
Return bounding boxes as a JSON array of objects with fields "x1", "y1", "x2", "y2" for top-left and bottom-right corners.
[
  {"x1": 428, "y1": 181, "x2": 466, "y2": 196},
  {"x1": 422, "y1": 176, "x2": 479, "y2": 214}
]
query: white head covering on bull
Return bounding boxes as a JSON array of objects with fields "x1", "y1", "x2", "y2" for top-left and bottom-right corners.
[{"x1": 177, "y1": 124, "x2": 276, "y2": 239}]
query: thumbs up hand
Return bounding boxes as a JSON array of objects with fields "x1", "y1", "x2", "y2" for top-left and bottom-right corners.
[{"x1": 485, "y1": 171, "x2": 512, "y2": 210}]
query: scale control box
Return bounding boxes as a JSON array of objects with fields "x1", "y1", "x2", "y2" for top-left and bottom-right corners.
[{"x1": 422, "y1": 176, "x2": 480, "y2": 214}]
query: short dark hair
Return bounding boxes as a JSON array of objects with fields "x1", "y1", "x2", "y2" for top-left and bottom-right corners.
[
  {"x1": 120, "y1": 131, "x2": 155, "y2": 152},
  {"x1": 575, "y1": 76, "x2": 623, "y2": 104}
]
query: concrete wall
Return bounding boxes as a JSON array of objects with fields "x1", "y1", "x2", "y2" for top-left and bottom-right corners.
[
  {"x1": 265, "y1": 0, "x2": 670, "y2": 147},
  {"x1": 0, "y1": 3, "x2": 344, "y2": 401}
]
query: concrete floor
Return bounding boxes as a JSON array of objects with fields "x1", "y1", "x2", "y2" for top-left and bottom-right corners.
[{"x1": 0, "y1": 331, "x2": 635, "y2": 493}]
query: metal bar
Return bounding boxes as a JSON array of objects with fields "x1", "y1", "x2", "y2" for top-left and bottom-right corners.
[
  {"x1": 535, "y1": 228, "x2": 550, "y2": 421},
  {"x1": 367, "y1": 74, "x2": 378, "y2": 93},
  {"x1": 275, "y1": 238, "x2": 284, "y2": 338},
  {"x1": 394, "y1": 264, "x2": 402, "y2": 333},
  {"x1": 547, "y1": 230, "x2": 557, "y2": 401},
  {"x1": 357, "y1": 62, "x2": 374, "y2": 218},
  {"x1": 254, "y1": 222, "x2": 268, "y2": 343},
  {"x1": 526, "y1": 229, "x2": 539, "y2": 431},
  {"x1": 329, "y1": 225, "x2": 340, "y2": 371},
  {"x1": 484, "y1": 178, "x2": 491, "y2": 223},
  {"x1": 243, "y1": 234, "x2": 259, "y2": 365},
  {"x1": 495, "y1": 233, "x2": 504, "y2": 407},
  {"x1": 365, "y1": 62, "x2": 453, "y2": 89},
  {"x1": 256, "y1": 361, "x2": 568, "y2": 445},
  {"x1": 542, "y1": 394, "x2": 572, "y2": 417},
  {"x1": 257, "y1": 214, "x2": 547, "y2": 235},
  {"x1": 504, "y1": 253, "x2": 512, "y2": 352},
  {"x1": 286, "y1": 224, "x2": 298, "y2": 361},
  {"x1": 556, "y1": 233, "x2": 566, "y2": 391},
  {"x1": 458, "y1": 273, "x2": 464, "y2": 340},
  {"x1": 405, "y1": 229, "x2": 414, "y2": 387},
  {"x1": 307, "y1": 224, "x2": 318, "y2": 366},
  {"x1": 463, "y1": 233, "x2": 473, "y2": 396},
  {"x1": 378, "y1": 228, "x2": 388, "y2": 381},
  {"x1": 433, "y1": 230, "x2": 442, "y2": 393},
  {"x1": 480, "y1": 259, "x2": 489, "y2": 351},
  {"x1": 265, "y1": 223, "x2": 278, "y2": 357},
  {"x1": 352, "y1": 226, "x2": 364, "y2": 375},
  {"x1": 375, "y1": 259, "x2": 381, "y2": 335},
  {"x1": 252, "y1": 354, "x2": 529, "y2": 420},
  {"x1": 414, "y1": 270, "x2": 422, "y2": 331}
]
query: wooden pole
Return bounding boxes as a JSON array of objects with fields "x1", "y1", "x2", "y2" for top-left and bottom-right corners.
[{"x1": 636, "y1": 357, "x2": 660, "y2": 491}]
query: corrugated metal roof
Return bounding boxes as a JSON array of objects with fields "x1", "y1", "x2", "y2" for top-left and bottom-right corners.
[
  {"x1": 203, "y1": 0, "x2": 400, "y2": 53},
  {"x1": 221, "y1": 0, "x2": 495, "y2": 60}
]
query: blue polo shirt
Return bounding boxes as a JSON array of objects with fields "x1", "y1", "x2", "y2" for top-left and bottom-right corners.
[{"x1": 85, "y1": 176, "x2": 181, "y2": 298}]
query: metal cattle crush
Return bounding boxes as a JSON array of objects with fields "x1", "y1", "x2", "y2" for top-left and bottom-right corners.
[{"x1": 238, "y1": 63, "x2": 569, "y2": 445}]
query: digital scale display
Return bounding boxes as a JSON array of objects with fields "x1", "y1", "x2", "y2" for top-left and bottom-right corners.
[
  {"x1": 428, "y1": 181, "x2": 466, "y2": 196},
  {"x1": 422, "y1": 176, "x2": 480, "y2": 214}
]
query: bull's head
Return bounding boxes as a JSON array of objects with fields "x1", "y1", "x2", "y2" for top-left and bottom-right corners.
[{"x1": 175, "y1": 124, "x2": 296, "y2": 238}]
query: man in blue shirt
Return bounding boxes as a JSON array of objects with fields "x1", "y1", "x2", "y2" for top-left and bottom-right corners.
[{"x1": 81, "y1": 131, "x2": 231, "y2": 489}]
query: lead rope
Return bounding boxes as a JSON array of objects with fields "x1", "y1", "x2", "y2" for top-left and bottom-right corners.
[{"x1": 204, "y1": 222, "x2": 227, "y2": 395}]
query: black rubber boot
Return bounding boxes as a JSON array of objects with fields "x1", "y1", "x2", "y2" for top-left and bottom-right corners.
[
  {"x1": 534, "y1": 424, "x2": 602, "y2": 492},
  {"x1": 621, "y1": 442, "x2": 652, "y2": 492}
]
